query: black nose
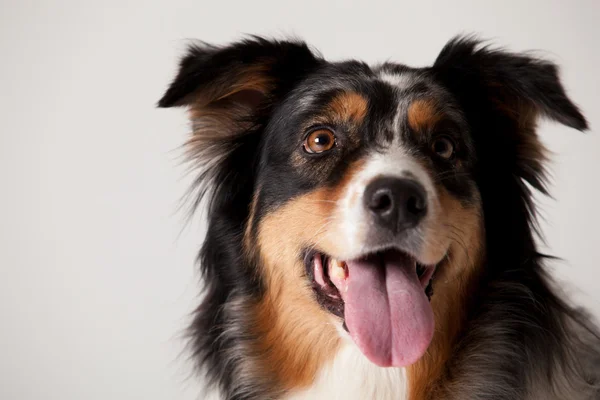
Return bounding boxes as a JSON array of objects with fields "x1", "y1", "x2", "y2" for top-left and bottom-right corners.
[{"x1": 363, "y1": 177, "x2": 427, "y2": 233}]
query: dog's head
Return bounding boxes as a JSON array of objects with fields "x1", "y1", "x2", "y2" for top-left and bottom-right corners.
[{"x1": 159, "y1": 36, "x2": 587, "y2": 392}]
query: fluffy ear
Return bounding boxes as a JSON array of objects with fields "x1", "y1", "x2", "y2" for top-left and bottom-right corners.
[
  {"x1": 432, "y1": 36, "x2": 588, "y2": 192},
  {"x1": 158, "y1": 37, "x2": 321, "y2": 143},
  {"x1": 158, "y1": 38, "x2": 321, "y2": 212},
  {"x1": 159, "y1": 37, "x2": 321, "y2": 107}
]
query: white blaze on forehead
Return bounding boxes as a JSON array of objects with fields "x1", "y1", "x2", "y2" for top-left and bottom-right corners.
[
  {"x1": 378, "y1": 71, "x2": 414, "y2": 90},
  {"x1": 377, "y1": 69, "x2": 415, "y2": 149}
]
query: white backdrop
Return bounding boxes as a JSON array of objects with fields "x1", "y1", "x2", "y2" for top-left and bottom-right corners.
[{"x1": 1, "y1": 0, "x2": 599, "y2": 399}]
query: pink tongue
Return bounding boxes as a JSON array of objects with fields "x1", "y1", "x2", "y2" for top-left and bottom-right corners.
[{"x1": 340, "y1": 252, "x2": 434, "y2": 367}]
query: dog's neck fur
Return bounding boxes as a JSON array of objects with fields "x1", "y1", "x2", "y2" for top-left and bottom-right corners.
[{"x1": 286, "y1": 343, "x2": 409, "y2": 400}]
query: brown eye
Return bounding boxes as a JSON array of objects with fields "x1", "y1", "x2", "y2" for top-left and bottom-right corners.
[
  {"x1": 432, "y1": 136, "x2": 455, "y2": 159},
  {"x1": 303, "y1": 129, "x2": 336, "y2": 154}
]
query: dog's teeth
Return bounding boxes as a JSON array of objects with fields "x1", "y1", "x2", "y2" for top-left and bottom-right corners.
[{"x1": 329, "y1": 259, "x2": 348, "y2": 281}]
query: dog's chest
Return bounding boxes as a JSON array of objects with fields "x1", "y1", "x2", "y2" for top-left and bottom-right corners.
[{"x1": 286, "y1": 344, "x2": 408, "y2": 400}]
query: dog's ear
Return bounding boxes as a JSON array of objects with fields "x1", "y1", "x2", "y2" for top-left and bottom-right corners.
[
  {"x1": 158, "y1": 38, "x2": 321, "y2": 213},
  {"x1": 432, "y1": 36, "x2": 588, "y2": 192},
  {"x1": 158, "y1": 37, "x2": 320, "y2": 132},
  {"x1": 432, "y1": 36, "x2": 588, "y2": 130}
]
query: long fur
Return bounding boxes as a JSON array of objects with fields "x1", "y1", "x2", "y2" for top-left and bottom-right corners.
[
  {"x1": 159, "y1": 36, "x2": 600, "y2": 399},
  {"x1": 429, "y1": 37, "x2": 600, "y2": 399}
]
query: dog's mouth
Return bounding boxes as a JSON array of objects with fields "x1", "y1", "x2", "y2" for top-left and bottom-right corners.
[{"x1": 305, "y1": 248, "x2": 438, "y2": 367}]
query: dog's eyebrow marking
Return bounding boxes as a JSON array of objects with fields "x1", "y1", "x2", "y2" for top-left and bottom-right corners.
[
  {"x1": 407, "y1": 98, "x2": 442, "y2": 133},
  {"x1": 326, "y1": 91, "x2": 368, "y2": 124}
]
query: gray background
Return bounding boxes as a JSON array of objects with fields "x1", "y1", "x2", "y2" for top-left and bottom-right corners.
[{"x1": 1, "y1": 0, "x2": 599, "y2": 399}]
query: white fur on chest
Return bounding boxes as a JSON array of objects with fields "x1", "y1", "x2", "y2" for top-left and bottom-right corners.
[{"x1": 286, "y1": 343, "x2": 408, "y2": 400}]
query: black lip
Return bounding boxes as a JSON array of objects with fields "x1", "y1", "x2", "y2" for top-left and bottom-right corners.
[
  {"x1": 425, "y1": 279, "x2": 434, "y2": 299},
  {"x1": 304, "y1": 250, "x2": 345, "y2": 318}
]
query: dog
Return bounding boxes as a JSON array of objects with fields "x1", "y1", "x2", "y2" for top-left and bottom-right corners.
[{"x1": 158, "y1": 36, "x2": 600, "y2": 399}]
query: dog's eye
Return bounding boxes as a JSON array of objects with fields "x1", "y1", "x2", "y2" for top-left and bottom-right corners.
[
  {"x1": 304, "y1": 129, "x2": 336, "y2": 154},
  {"x1": 431, "y1": 136, "x2": 455, "y2": 159}
]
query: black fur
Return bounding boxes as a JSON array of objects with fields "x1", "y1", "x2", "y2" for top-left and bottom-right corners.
[
  {"x1": 159, "y1": 35, "x2": 600, "y2": 399},
  {"x1": 160, "y1": 38, "x2": 323, "y2": 399},
  {"x1": 429, "y1": 37, "x2": 600, "y2": 399}
]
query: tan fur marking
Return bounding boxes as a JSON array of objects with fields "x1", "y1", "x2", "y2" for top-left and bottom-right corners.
[
  {"x1": 407, "y1": 99, "x2": 442, "y2": 133},
  {"x1": 327, "y1": 91, "x2": 368, "y2": 124},
  {"x1": 184, "y1": 64, "x2": 274, "y2": 152},
  {"x1": 408, "y1": 187, "x2": 485, "y2": 400},
  {"x1": 216, "y1": 66, "x2": 274, "y2": 102},
  {"x1": 251, "y1": 160, "x2": 366, "y2": 392},
  {"x1": 187, "y1": 63, "x2": 273, "y2": 111},
  {"x1": 244, "y1": 190, "x2": 261, "y2": 256}
]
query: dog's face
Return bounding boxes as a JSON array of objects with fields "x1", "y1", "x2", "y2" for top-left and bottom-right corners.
[
  {"x1": 159, "y1": 37, "x2": 586, "y2": 390},
  {"x1": 250, "y1": 65, "x2": 483, "y2": 367}
]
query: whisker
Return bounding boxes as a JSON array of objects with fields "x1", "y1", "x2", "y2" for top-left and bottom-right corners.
[
  {"x1": 303, "y1": 219, "x2": 336, "y2": 252},
  {"x1": 303, "y1": 199, "x2": 341, "y2": 205}
]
